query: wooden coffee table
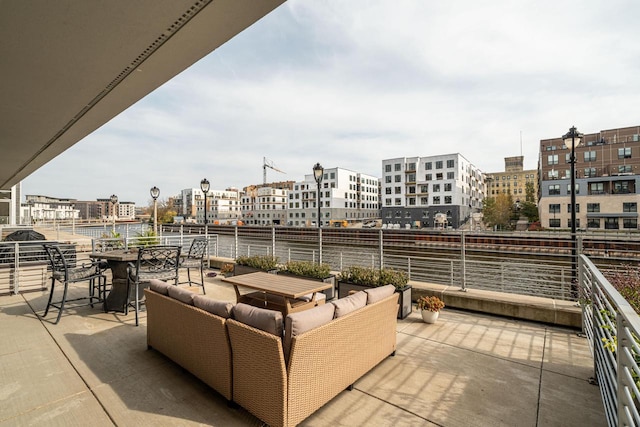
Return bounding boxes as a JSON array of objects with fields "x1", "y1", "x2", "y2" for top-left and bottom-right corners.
[{"x1": 221, "y1": 271, "x2": 332, "y2": 315}]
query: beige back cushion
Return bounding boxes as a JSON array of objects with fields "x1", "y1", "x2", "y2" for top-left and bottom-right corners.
[
  {"x1": 331, "y1": 291, "x2": 367, "y2": 318},
  {"x1": 167, "y1": 285, "x2": 196, "y2": 305},
  {"x1": 232, "y1": 303, "x2": 284, "y2": 337},
  {"x1": 193, "y1": 295, "x2": 234, "y2": 318},
  {"x1": 364, "y1": 284, "x2": 396, "y2": 304},
  {"x1": 149, "y1": 279, "x2": 171, "y2": 295},
  {"x1": 283, "y1": 303, "x2": 335, "y2": 362}
]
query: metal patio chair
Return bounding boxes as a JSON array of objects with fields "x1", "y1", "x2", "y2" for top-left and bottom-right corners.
[
  {"x1": 42, "y1": 243, "x2": 107, "y2": 324},
  {"x1": 178, "y1": 237, "x2": 207, "y2": 294},
  {"x1": 126, "y1": 245, "x2": 181, "y2": 326}
]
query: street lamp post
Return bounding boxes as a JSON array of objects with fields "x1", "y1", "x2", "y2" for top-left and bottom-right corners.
[
  {"x1": 313, "y1": 163, "x2": 324, "y2": 228},
  {"x1": 200, "y1": 178, "x2": 210, "y2": 227},
  {"x1": 110, "y1": 194, "x2": 118, "y2": 234},
  {"x1": 150, "y1": 186, "x2": 160, "y2": 235},
  {"x1": 562, "y1": 126, "x2": 583, "y2": 293}
]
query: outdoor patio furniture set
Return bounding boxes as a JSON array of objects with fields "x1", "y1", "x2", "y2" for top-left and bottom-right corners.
[{"x1": 144, "y1": 279, "x2": 399, "y2": 427}]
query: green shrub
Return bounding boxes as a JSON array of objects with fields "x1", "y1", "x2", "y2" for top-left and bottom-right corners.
[
  {"x1": 338, "y1": 266, "x2": 408, "y2": 290},
  {"x1": 235, "y1": 255, "x2": 278, "y2": 270},
  {"x1": 280, "y1": 260, "x2": 331, "y2": 279}
]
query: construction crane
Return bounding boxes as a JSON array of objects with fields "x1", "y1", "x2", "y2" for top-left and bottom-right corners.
[{"x1": 263, "y1": 157, "x2": 285, "y2": 184}]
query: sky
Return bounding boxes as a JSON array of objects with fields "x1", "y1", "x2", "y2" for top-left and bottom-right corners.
[{"x1": 22, "y1": 0, "x2": 640, "y2": 206}]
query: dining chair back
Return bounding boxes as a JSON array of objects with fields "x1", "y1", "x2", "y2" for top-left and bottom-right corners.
[{"x1": 178, "y1": 237, "x2": 208, "y2": 294}]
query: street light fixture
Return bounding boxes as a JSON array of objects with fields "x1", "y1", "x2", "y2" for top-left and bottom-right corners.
[
  {"x1": 562, "y1": 126, "x2": 583, "y2": 292},
  {"x1": 150, "y1": 186, "x2": 160, "y2": 235},
  {"x1": 200, "y1": 178, "x2": 210, "y2": 226},
  {"x1": 313, "y1": 163, "x2": 324, "y2": 228},
  {"x1": 110, "y1": 194, "x2": 118, "y2": 233}
]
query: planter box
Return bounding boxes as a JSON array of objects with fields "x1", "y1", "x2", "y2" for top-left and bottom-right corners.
[
  {"x1": 277, "y1": 272, "x2": 336, "y2": 300},
  {"x1": 233, "y1": 265, "x2": 278, "y2": 276},
  {"x1": 337, "y1": 280, "x2": 412, "y2": 319}
]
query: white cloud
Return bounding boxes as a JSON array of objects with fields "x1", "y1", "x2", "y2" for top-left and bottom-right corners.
[{"x1": 24, "y1": 0, "x2": 640, "y2": 205}]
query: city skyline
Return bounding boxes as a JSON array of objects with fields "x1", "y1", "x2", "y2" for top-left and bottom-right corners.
[{"x1": 22, "y1": 0, "x2": 640, "y2": 206}]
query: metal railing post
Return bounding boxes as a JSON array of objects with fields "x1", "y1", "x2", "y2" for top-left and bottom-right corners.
[
  {"x1": 272, "y1": 226, "x2": 276, "y2": 260},
  {"x1": 379, "y1": 229, "x2": 384, "y2": 270},
  {"x1": 234, "y1": 226, "x2": 238, "y2": 259},
  {"x1": 13, "y1": 242, "x2": 19, "y2": 294},
  {"x1": 408, "y1": 257, "x2": 412, "y2": 281},
  {"x1": 461, "y1": 231, "x2": 467, "y2": 291}
]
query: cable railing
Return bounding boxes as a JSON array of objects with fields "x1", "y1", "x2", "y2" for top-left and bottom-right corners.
[{"x1": 580, "y1": 255, "x2": 640, "y2": 427}]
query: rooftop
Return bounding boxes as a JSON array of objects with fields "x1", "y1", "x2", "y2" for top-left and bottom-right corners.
[{"x1": 1, "y1": 271, "x2": 604, "y2": 426}]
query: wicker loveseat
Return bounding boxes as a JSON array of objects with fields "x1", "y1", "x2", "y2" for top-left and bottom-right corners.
[{"x1": 144, "y1": 280, "x2": 398, "y2": 427}]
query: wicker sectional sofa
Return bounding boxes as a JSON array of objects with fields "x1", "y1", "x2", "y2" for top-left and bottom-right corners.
[{"x1": 144, "y1": 280, "x2": 399, "y2": 427}]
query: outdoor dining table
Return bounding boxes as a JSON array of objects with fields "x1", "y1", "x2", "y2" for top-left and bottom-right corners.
[
  {"x1": 89, "y1": 249, "x2": 139, "y2": 312},
  {"x1": 221, "y1": 271, "x2": 332, "y2": 315}
]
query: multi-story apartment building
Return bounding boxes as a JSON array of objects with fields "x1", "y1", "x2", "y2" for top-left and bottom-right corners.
[
  {"x1": 117, "y1": 201, "x2": 136, "y2": 220},
  {"x1": 486, "y1": 156, "x2": 538, "y2": 202},
  {"x1": 196, "y1": 188, "x2": 243, "y2": 224},
  {"x1": 538, "y1": 125, "x2": 640, "y2": 230},
  {"x1": 22, "y1": 195, "x2": 79, "y2": 222},
  {"x1": 381, "y1": 154, "x2": 485, "y2": 229},
  {"x1": 287, "y1": 167, "x2": 379, "y2": 227},
  {"x1": 2, "y1": 183, "x2": 21, "y2": 225},
  {"x1": 241, "y1": 183, "x2": 293, "y2": 226},
  {"x1": 179, "y1": 188, "x2": 204, "y2": 219}
]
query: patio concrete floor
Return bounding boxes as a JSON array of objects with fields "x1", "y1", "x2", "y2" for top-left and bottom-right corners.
[{"x1": 0, "y1": 270, "x2": 605, "y2": 426}]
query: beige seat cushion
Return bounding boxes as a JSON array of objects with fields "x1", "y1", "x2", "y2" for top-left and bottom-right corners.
[
  {"x1": 167, "y1": 285, "x2": 196, "y2": 305},
  {"x1": 331, "y1": 291, "x2": 367, "y2": 318},
  {"x1": 233, "y1": 303, "x2": 284, "y2": 337},
  {"x1": 364, "y1": 284, "x2": 396, "y2": 304},
  {"x1": 193, "y1": 295, "x2": 234, "y2": 318},
  {"x1": 284, "y1": 303, "x2": 335, "y2": 362},
  {"x1": 149, "y1": 279, "x2": 172, "y2": 295}
]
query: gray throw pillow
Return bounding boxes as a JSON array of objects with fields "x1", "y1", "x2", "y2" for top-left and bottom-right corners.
[
  {"x1": 284, "y1": 303, "x2": 335, "y2": 362},
  {"x1": 331, "y1": 291, "x2": 367, "y2": 318},
  {"x1": 167, "y1": 285, "x2": 196, "y2": 305},
  {"x1": 232, "y1": 303, "x2": 284, "y2": 337},
  {"x1": 364, "y1": 284, "x2": 395, "y2": 304},
  {"x1": 148, "y1": 279, "x2": 171, "y2": 295},
  {"x1": 193, "y1": 295, "x2": 233, "y2": 319}
]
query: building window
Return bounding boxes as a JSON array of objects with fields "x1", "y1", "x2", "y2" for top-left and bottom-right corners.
[
  {"x1": 433, "y1": 184, "x2": 440, "y2": 192},
  {"x1": 589, "y1": 183, "x2": 604, "y2": 195},
  {"x1": 549, "y1": 204, "x2": 560, "y2": 214},
  {"x1": 549, "y1": 219, "x2": 561, "y2": 228},
  {"x1": 567, "y1": 203, "x2": 580, "y2": 213},
  {"x1": 408, "y1": 186, "x2": 416, "y2": 194},
  {"x1": 385, "y1": 211, "x2": 392, "y2": 218},
  {"x1": 587, "y1": 203, "x2": 600, "y2": 213},
  {"x1": 444, "y1": 196, "x2": 452, "y2": 204},
  {"x1": 605, "y1": 218, "x2": 619, "y2": 229},
  {"x1": 623, "y1": 218, "x2": 638, "y2": 229},
  {"x1": 385, "y1": 164, "x2": 392, "y2": 172},
  {"x1": 408, "y1": 198, "x2": 416, "y2": 205},
  {"x1": 613, "y1": 182, "x2": 630, "y2": 194},
  {"x1": 433, "y1": 196, "x2": 440, "y2": 204},
  {"x1": 395, "y1": 198, "x2": 402, "y2": 206},
  {"x1": 435, "y1": 161, "x2": 443, "y2": 169},
  {"x1": 425, "y1": 162, "x2": 432, "y2": 170},
  {"x1": 568, "y1": 218, "x2": 580, "y2": 228},
  {"x1": 446, "y1": 159, "x2": 454, "y2": 168},
  {"x1": 618, "y1": 147, "x2": 632, "y2": 159},
  {"x1": 407, "y1": 173, "x2": 416, "y2": 182},
  {"x1": 395, "y1": 187, "x2": 401, "y2": 194},
  {"x1": 624, "y1": 202, "x2": 637, "y2": 212},
  {"x1": 548, "y1": 170, "x2": 559, "y2": 179},
  {"x1": 549, "y1": 184, "x2": 560, "y2": 195},
  {"x1": 426, "y1": 174, "x2": 432, "y2": 181},
  {"x1": 408, "y1": 162, "x2": 416, "y2": 171},
  {"x1": 444, "y1": 183, "x2": 452, "y2": 191},
  {"x1": 584, "y1": 151, "x2": 596, "y2": 162},
  {"x1": 385, "y1": 176, "x2": 392, "y2": 183},
  {"x1": 394, "y1": 163, "x2": 402, "y2": 171},
  {"x1": 420, "y1": 185, "x2": 428, "y2": 193},
  {"x1": 584, "y1": 168, "x2": 596, "y2": 178},
  {"x1": 385, "y1": 188, "x2": 392, "y2": 194},
  {"x1": 587, "y1": 218, "x2": 600, "y2": 228},
  {"x1": 420, "y1": 197, "x2": 428, "y2": 204},
  {"x1": 566, "y1": 183, "x2": 579, "y2": 195},
  {"x1": 548, "y1": 154, "x2": 558, "y2": 165},
  {"x1": 447, "y1": 172, "x2": 454, "y2": 179},
  {"x1": 395, "y1": 175, "x2": 402, "y2": 182},
  {"x1": 436, "y1": 173, "x2": 443, "y2": 180},
  {"x1": 618, "y1": 165, "x2": 632, "y2": 174}
]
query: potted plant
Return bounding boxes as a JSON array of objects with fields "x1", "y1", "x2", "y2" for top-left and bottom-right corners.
[
  {"x1": 220, "y1": 263, "x2": 235, "y2": 277},
  {"x1": 233, "y1": 255, "x2": 279, "y2": 276},
  {"x1": 337, "y1": 266, "x2": 412, "y2": 319},
  {"x1": 278, "y1": 260, "x2": 336, "y2": 300},
  {"x1": 416, "y1": 295, "x2": 445, "y2": 324}
]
